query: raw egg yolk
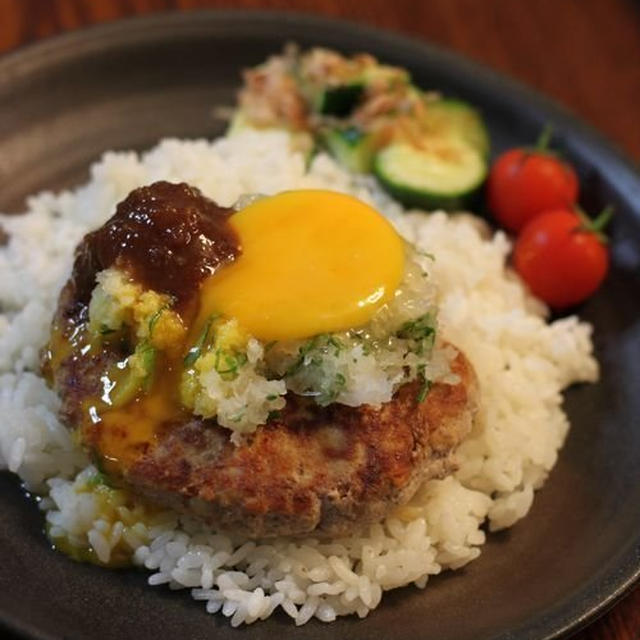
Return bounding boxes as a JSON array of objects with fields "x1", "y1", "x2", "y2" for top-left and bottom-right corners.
[{"x1": 198, "y1": 190, "x2": 405, "y2": 341}]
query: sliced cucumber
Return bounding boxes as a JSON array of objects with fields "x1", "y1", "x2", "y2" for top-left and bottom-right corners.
[
  {"x1": 374, "y1": 141, "x2": 487, "y2": 210},
  {"x1": 226, "y1": 111, "x2": 250, "y2": 136},
  {"x1": 420, "y1": 98, "x2": 490, "y2": 158},
  {"x1": 227, "y1": 110, "x2": 314, "y2": 160},
  {"x1": 313, "y1": 63, "x2": 411, "y2": 116},
  {"x1": 319, "y1": 126, "x2": 376, "y2": 173},
  {"x1": 314, "y1": 82, "x2": 364, "y2": 116}
]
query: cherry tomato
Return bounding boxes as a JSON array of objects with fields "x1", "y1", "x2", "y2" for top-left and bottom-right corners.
[
  {"x1": 513, "y1": 208, "x2": 609, "y2": 308},
  {"x1": 487, "y1": 149, "x2": 579, "y2": 232}
]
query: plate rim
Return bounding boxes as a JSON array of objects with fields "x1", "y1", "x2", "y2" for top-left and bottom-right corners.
[{"x1": 0, "y1": 9, "x2": 639, "y2": 640}]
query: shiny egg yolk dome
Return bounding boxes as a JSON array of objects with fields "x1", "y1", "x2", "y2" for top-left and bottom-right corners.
[{"x1": 198, "y1": 190, "x2": 406, "y2": 341}]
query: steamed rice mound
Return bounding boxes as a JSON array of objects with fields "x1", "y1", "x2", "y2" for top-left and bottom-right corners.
[{"x1": 0, "y1": 130, "x2": 598, "y2": 626}]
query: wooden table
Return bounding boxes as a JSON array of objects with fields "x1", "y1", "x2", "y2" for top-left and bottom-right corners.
[{"x1": 1, "y1": 1, "x2": 639, "y2": 639}]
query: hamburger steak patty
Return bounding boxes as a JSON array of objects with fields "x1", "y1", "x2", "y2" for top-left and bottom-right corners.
[
  {"x1": 52, "y1": 327, "x2": 478, "y2": 538},
  {"x1": 44, "y1": 181, "x2": 479, "y2": 538},
  {"x1": 127, "y1": 351, "x2": 477, "y2": 538}
]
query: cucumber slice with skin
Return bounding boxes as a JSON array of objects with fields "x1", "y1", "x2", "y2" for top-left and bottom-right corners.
[
  {"x1": 306, "y1": 62, "x2": 408, "y2": 116},
  {"x1": 374, "y1": 141, "x2": 487, "y2": 210},
  {"x1": 420, "y1": 98, "x2": 490, "y2": 158},
  {"x1": 314, "y1": 82, "x2": 364, "y2": 116},
  {"x1": 313, "y1": 64, "x2": 411, "y2": 116},
  {"x1": 320, "y1": 126, "x2": 376, "y2": 173}
]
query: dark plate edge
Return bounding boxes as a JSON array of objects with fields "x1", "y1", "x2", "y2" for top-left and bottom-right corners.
[{"x1": 0, "y1": 9, "x2": 639, "y2": 640}]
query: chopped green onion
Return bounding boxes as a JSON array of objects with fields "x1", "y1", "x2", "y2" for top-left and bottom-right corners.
[
  {"x1": 183, "y1": 314, "x2": 218, "y2": 367},
  {"x1": 148, "y1": 302, "x2": 171, "y2": 337},
  {"x1": 214, "y1": 349, "x2": 248, "y2": 381},
  {"x1": 317, "y1": 372, "x2": 346, "y2": 406},
  {"x1": 416, "y1": 364, "x2": 432, "y2": 403},
  {"x1": 327, "y1": 335, "x2": 344, "y2": 355},
  {"x1": 396, "y1": 313, "x2": 435, "y2": 341},
  {"x1": 86, "y1": 471, "x2": 109, "y2": 488},
  {"x1": 137, "y1": 340, "x2": 157, "y2": 391},
  {"x1": 416, "y1": 249, "x2": 436, "y2": 261},
  {"x1": 285, "y1": 334, "x2": 322, "y2": 377},
  {"x1": 396, "y1": 313, "x2": 436, "y2": 355},
  {"x1": 416, "y1": 378, "x2": 432, "y2": 403}
]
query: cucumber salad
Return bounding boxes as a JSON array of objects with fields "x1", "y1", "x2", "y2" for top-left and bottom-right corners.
[{"x1": 233, "y1": 45, "x2": 490, "y2": 209}]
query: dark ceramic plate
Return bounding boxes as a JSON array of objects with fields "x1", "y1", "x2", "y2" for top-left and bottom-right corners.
[{"x1": 0, "y1": 10, "x2": 639, "y2": 640}]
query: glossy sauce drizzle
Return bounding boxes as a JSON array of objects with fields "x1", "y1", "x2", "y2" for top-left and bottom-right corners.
[
  {"x1": 47, "y1": 182, "x2": 241, "y2": 473},
  {"x1": 72, "y1": 181, "x2": 239, "y2": 306}
]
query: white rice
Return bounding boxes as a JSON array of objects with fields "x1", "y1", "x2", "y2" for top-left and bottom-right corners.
[{"x1": 0, "y1": 129, "x2": 598, "y2": 625}]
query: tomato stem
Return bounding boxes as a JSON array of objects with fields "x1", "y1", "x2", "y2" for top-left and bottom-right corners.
[
  {"x1": 535, "y1": 124, "x2": 554, "y2": 152},
  {"x1": 575, "y1": 205, "x2": 614, "y2": 244},
  {"x1": 591, "y1": 205, "x2": 614, "y2": 232}
]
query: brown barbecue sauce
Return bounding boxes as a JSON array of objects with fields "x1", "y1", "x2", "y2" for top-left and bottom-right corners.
[{"x1": 72, "y1": 181, "x2": 239, "y2": 307}]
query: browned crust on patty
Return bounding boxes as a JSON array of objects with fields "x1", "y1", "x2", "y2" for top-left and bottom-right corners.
[{"x1": 118, "y1": 348, "x2": 477, "y2": 538}]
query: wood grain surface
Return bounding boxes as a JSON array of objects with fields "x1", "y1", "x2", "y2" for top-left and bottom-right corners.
[{"x1": 1, "y1": 1, "x2": 639, "y2": 639}]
